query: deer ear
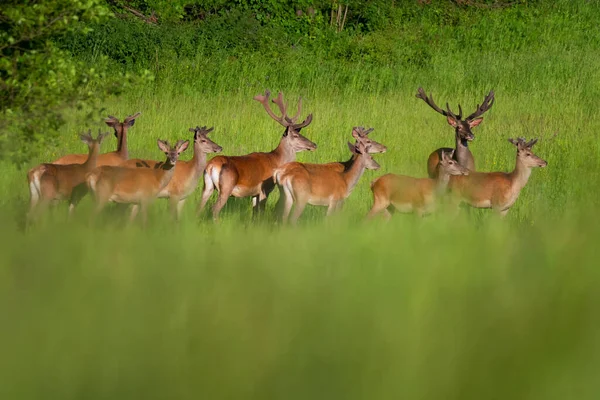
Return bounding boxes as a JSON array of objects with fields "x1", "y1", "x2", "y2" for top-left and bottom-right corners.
[
  {"x1": 347, "y1": 142, "x2": 358, "y2": 154},
  {"x1": 468, "y1": 118, "x2": 483, "y2": 128},
  {"x1": 80, "y1": 130, "x2": 93, "y2": 144},
  {"x1": 351, "y1": 128, "x2": 361, "y2": 139},
  {"x1": 157, "y1": 139, "x2": 170, "y2": 153},
  {"x1": 176, "y1": 140, "x2": 190, "y2": 154},
  {"x1": 124, "y1": 112, "x2": 141, "y2": 127},
  {"x1": 446, "y1": 116, "x2": 459, "y2": 128},
  {"x1": 104, "y1": 117, "x2": 118, "y2": 128},
  {"x1": 508, "y1": 138, "x2": 519, "y2": 147}
]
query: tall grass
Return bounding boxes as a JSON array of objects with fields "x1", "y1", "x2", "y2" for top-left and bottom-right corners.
[{"x1": 2, "y1": 2, "x2": 600, "y2": 398}]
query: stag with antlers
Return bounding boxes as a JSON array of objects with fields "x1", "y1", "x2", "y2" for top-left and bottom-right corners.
[
  {"x1": 197, "y1": 90, "x2": 316, "y2": 222},
  {"x1": 416, "y1": 88, "x2": 494, "y2": 178}
]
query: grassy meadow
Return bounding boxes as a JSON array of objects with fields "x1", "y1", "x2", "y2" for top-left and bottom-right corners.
[{"x1": 2, "y1": 2, "x2": 600, "y2": 398}]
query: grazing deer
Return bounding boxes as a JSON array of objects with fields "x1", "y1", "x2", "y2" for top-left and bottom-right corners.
[
  {"x1": 416, "y1": 88, "x2": 494, "y2": 178},
  {"x1": 448, "y1": 137, "x2": 547, "y2": 217},
  {"x1": 198, "y1": 90, "x2": 316, "y2": 221},
  {"x1": 27, "y1": 130, "x2": 109, "y2": 221},
  {"x1": 274, "y1": 140, "x2": 380, "y2": 225},
  {"x1": 121, "y1": 126, "x2": 222, "y2": 220},
  {"x1": 86, "y1": 139, "x2": 190, "y2": 225},
  {"x1": 367, "y1": 150, "x2": 469, "y2": 220},
  {"x1": 52, "y1": 113, "x2": 141, "y2": 166}
]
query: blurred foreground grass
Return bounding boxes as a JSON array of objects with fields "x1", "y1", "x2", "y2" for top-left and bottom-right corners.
[{"x1": 1, "y1": 215, "x2": 600, "y2": 399}]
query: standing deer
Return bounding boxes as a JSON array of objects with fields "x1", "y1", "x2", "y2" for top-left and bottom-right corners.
[
  {"x1": 416, "y1": 88, "x2": 494, "y2": 178},
  {"x1": 273, "y1": 126, "x2": 386, "y2": 219},
  {"x1": 367, "y1": 150, "x2": 469, "y2": 220},
  {"x1": 86, "y1": 139, "x2": 190, "y2": 226},
  {"x1": 274, "y1": 140, "x2": 380, "y2": 225},
  {"x1": 52, "y1": 113, "x2": 141, "y2": 166},
  {"x1": 312, "y1": 127, "x2": 387, "y2": 173},
  {"x1": 448, "y1": 137, "x2": 547, "y2": 216},
  {"x1": 198, "y1": 90, "x2": 316, "y2": 222},
  {"x1": 121, "y1": 126, "x2": 222, "y2": 220},
  {"x1": 27, "y1": 130, "x2": 109, "y2": 221}
]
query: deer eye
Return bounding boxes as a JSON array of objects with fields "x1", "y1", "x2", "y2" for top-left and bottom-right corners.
[{"x1": 201, "y1": 139, "x2": 207, "y2": 143}]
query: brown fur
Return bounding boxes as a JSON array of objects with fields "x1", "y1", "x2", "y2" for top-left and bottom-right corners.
[
  {"x1": 448, "y1": 137, "x2": 547, "y2": 216},
  {"x1": 416, "y1": 88, "x2": 493, "y2": 178},
  {"x1": 27, "y1": 131, "x2": 109, "y2": 221},
  {"x1": 197, "y1": 90, "x2": 316, "y2": 221},
  {"x1": 275, "y1": 141, "x2": 380, "y2": 224},
  {"x1": 120, "y1": 127, "x2": 222, "y2": 220},
  {"x1": 87, "y1": 139, "x2": 189, "y2": 225},
  {"x1": 368, "y1": 150, "x2": 469, "y2": 219},
  {"x1": 52, "y1": 113, "x2": 140, "y2": 166}
]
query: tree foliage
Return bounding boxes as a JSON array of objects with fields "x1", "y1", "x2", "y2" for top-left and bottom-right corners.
[{"x1": 0, "y1": 0, "x2": 149, "y2": 163}]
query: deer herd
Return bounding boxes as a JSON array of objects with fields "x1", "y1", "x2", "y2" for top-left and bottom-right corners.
[{"x1": 26, "y1": 88, "x2": 547, "y2": 226}]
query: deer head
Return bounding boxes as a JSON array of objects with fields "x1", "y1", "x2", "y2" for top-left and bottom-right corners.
[
  {"x1": 351, "y1": 127, "x2": 387, "y2": 153},
  {"x1": 508, "y1": 138, "x2": 547, "y2": 168},
  {"x1": 254, "y1": 90, "x2": 317, "y2": 152},
  {"x1": 105, "y1": 112, "x2": 141, "y2": 140},
  {"x1": 416, "y1": 88, "x2": 494, "y2": 144},
  {"x1": 80, "y1": 129, "x2": 110, "y2": 148},
  {"x1": 157, "y1": 139, "x2": 190, "y2": 166},
  {"x1": 348, "y1": 141, "x2": 380, "y2": 170},
  {"x1": 189, "y1": 126, "x2": 223, "y2": 153},
  {"x1": 439, "y1": 150, "x2": 470, "y2": 176}
]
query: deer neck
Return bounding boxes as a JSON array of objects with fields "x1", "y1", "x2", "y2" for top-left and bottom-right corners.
[
  {"x1": 157, "y1": 160, "x2": 177, "y2": 189},
  {"x1": 83, "y1": 143, "x2": 100, "y2": 170},
  {"x1": 342, "y1": 155, "x2": 367, "y2": 197},
  {"x1": 455, "y1": 134, "x2": 474, "y2": 169},
  {"x1": 510, "y1": 158, "x2": 532, "y2": 191},
  {"x1": 340, "y1": 154, "x2": 358, "y2": 172},
  {"x1": 191, "y1": 142, "x2": 207, "y2": 178},
  {"x1": 272, "y1": 137, "x2": 296, "y2": 166},
  {"x1": 117, "y1": 127, "x2": 129, "y2": 159},
  {"x1": 434, "y1": 169, "x2": 451, "y2": 196}
]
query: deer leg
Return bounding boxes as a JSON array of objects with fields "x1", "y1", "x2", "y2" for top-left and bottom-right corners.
[
  {"x1": 197, "y1": 171, "x2": 215, "y2": 217},
  {"x1": 129, "y1": 204, "x2": 140, "y2": 223},
  {"x1": 274, "y1": 184, "x2": 286, "y2": 222},
  {"x1": 139, "y1": 203, "x2": 149, "y2": 228},
  {"x1": 367, "y1": 194, "x2": 390, "y2": 220},
  {"x1": 175, "y1": 198, "x2": 186, "y2": 221},
  {"x1": 281, "y1": 185, "x2": 295, "y2": 224},
  {"x1": 68, "y1": 184, "x2": 88, "y2": 220},
  {"x1": 212, "y1": 166, "x2": 237, "y2": 222},
  {"x1": 290, "y1": 198, "x2": 307, "y2": 225},
  {"x1": 498, "y1": 208, "x2": 510, "y2": 218},
  {"x1": 258, "y1": 180, "x2": 275, "y2": 213},
  {"x1": 326, "y1": 200, "x2": 338, "y2": 216}
]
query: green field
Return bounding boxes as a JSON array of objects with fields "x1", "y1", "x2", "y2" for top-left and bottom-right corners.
[{"x1": 2, "y1": 1, "x2": 600, "y2": 398}]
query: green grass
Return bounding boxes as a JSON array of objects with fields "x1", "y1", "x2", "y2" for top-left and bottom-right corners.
[{"x1": 2, "y1": 15, "x2": 600, "y2": 399}]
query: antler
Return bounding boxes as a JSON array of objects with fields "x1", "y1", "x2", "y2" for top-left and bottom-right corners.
[
  {"x1": 416, "y1": 87, "x2": 462, "y2": 120},
  {"x1": 465, "y1": 90, "x2": 495, "y2": 121},
  {"x1": 254, "y1": 90, "x2": 288, "y2": 127},
  {"x1": 124, "y1": 112, "x2": 141, "y2": 125},
  {"x1": 255, "y1": 90, "x2": 312, "y2": 130}
]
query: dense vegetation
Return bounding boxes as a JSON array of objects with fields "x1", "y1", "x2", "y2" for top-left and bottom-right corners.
[{"x1": 1, "y1": 1, "x2": 600, "y2": 399}]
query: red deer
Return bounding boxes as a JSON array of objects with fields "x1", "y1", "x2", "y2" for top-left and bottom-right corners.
[
  {"x1": 274, "y1": 139, "x2": 379, "y2": 225},
  {"x1": 27, "y1": 130, "x2": 109, "y2": 221},
  {"x1": 86, "y1": 139, "x2": 189, "y2": 225},
  {"x1": 367, "y1": 150, "x2": 469, "y2": 219},
  {"x1": 449, "y1": 137, "x2": 547, "y2": 216},
  {"x1": 121, "y1": 126, "x2": 222, "y2": 220},
  {"x1": 52, "y1": 113, "x2": 141, "y2": 166},
  {"x1": 197, "y1": 90, "x2": 316, "y2": 221},
  {"x1": 273, "y1": 126, "x2": 386, "y2": 218},
  {"x1": 416, "y1": 88, "x2": 494, "y2": 177}
]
